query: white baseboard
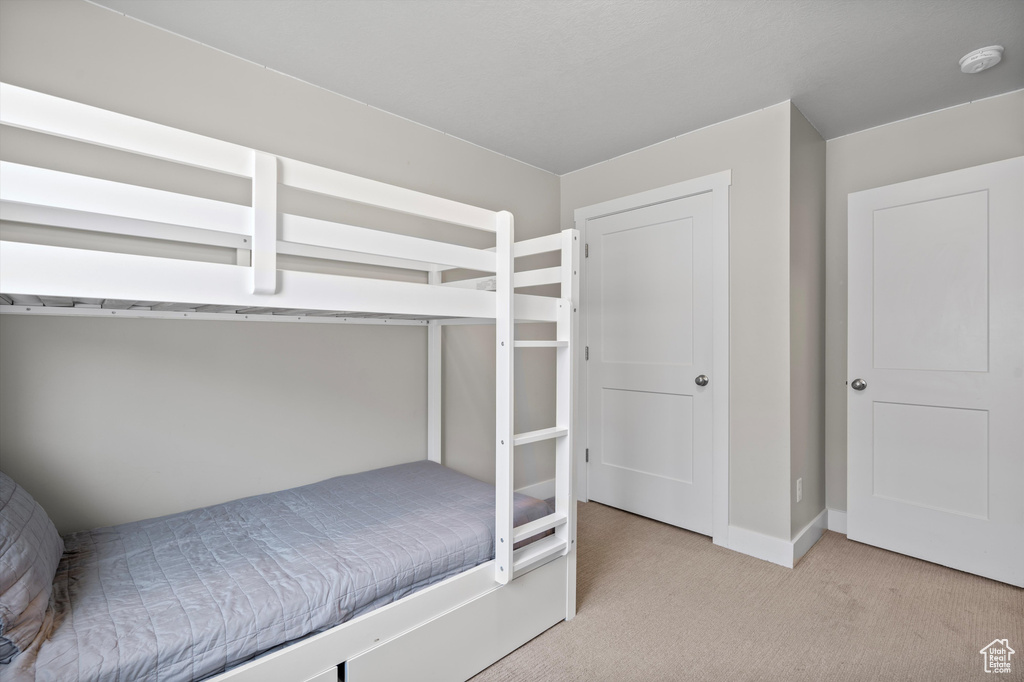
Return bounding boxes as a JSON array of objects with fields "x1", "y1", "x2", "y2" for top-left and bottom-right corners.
[
  {"x1": 515, "y1": 478, "x2": 555, "y2": 501},
  {"x1": 792, "y1": 509, "x2": 828, "y2": 565},
  {"x1": 827, "y1": 508, "x2": 847, "y2": 534},
  {"x1": 728, "y1": 508, "x2": 828, "y2": 569},
  {"x1": 727, "y1": 526, "x2": 795, "y2": 568}
]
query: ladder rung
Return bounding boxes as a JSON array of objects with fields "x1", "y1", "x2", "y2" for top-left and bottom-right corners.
[
  {"x1": 513, "y1": 426, "x2": 568, "y2": 446},
  {"x1": 513, "y1": 340, "x2": 568, "y2": 348},
  {"x1": 512, "y1": 535, "x2": 567, "y2": 576},
  {"x1": 513, "y1": 512, "x2": 567, "y2": 542}
]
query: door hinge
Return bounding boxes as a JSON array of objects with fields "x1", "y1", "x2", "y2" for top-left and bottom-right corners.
[
  {"x1": 585, "y1": 346, "x2": 589, "y2": 360},
  {"x1": 585, "y1": 243, "x2": 589, "y2": 258},
  {"x1": 585, "y1": 448, "x2": 589, "y2": 463}
]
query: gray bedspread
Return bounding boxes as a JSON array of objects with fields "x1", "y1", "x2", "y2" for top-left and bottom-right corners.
[{"x1": 8, "y1": 461, "x2": 550, "y2": 682}]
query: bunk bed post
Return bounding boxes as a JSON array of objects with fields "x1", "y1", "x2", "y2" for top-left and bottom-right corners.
[
  {"x1": 427, "y1": 269, "x2": 443, "y2": 464},
  {"x1": 251, "y1": 150, "x2": 278, "y2": 295},
  {"x1": 558, "y1": 228, "x2": 580, "y2": 619},
  {"x1": 495, "y1": 210, "x2": 515, "y2": 585}
]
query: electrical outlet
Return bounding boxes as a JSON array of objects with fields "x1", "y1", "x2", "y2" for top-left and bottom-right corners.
[{"x1": 796, "y1": 478, "x2": 803, "y2": 503}]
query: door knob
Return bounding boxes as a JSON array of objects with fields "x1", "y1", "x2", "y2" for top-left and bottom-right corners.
[
  {"x1": 695, "y1": 375, "x2": 709, "y2": 387},
  {"x1": 851, "y1": 378, "x2": 867, "y2": 391}
]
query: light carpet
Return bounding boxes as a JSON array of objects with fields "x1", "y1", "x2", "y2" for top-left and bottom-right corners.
[{"x1": 472, "y1": 501, "x2": 1023, "y2": 681}]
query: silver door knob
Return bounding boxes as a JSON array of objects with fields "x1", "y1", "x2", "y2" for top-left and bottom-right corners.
[
  {"x1": 851, "y1": 378, "x2": 867, "y2": 391},
  {"x1": 695, "y1": 375, "x2": 709, "y2": 387}
]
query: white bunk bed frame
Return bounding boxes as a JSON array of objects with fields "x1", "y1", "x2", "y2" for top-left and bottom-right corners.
[{"x1": 0, "y1": 83, "x2": 579, "y2": 682}]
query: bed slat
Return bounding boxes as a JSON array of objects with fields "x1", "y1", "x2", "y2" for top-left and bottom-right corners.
[
  {"x1": 149, "y1": 302, "x2": 197, "y2": 312},
  {"x1": 101, "y1": 299, "x2": 137, "y2": 309},
  {"x1": 38, "y1": 296, "x2": 73, "y2": 307},
  {"x1": 194, "y1": 305, "x2": 244, "y2": 313}
]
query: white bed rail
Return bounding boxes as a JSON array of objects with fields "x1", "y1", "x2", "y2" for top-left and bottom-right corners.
[
  {"x1": 0, "y1": 83, "x2": 576, "y2": 322},
  {"x1": 0, "y1": 83, "x2": 497, "y2": 231}
]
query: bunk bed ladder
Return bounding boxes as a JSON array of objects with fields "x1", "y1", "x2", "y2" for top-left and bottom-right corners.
[{"x1": 502, "y1": 229, "x2": 580, "y2": 584}]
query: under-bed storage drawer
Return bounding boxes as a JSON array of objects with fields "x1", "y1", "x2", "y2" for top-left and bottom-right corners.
[{"x1": 346, "y1": 556, "x2": 568, "y2": 682}]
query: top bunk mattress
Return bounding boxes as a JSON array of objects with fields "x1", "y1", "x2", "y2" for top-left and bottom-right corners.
[{"x1": 9, "y1": 461, "x2": 550, "y2": 682}]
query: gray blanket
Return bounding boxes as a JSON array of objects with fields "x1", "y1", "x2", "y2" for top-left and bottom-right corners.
[{"x1": 9, "y1": 461, "x2": 549, "y2": 682}]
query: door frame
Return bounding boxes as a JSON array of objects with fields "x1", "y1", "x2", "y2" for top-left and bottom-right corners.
[{"x1": 573, "y1": 170, "x2": 731, "y2": 547}]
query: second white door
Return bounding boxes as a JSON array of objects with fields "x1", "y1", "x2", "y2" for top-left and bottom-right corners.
[
  {"x1": 847, "y1": 156, "x2": 1024, "y2": 586},
  {"x1": 586, "y1": 192, "x2": 714, "y2": 535}
]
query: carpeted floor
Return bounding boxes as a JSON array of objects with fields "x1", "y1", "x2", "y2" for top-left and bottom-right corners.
[{"x1": 472, "y1": 501, "x2": 1023, "y2": 681}]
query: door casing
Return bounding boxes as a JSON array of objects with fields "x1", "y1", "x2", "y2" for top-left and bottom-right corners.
[{"x1": 574, "y1": 171, "x2": 731, "y2": 547}]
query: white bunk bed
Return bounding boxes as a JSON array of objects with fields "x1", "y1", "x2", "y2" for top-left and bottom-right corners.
[{"x1": 0, "y1": 83, "x2": 579, "y2": 682}]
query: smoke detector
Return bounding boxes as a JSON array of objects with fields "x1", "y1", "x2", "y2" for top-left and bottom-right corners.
[{"x1": 960, "y1": 46, "x2": 1003, "y2": 74}]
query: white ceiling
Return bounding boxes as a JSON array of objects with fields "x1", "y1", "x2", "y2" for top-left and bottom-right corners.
[{"x1": 92, "y1": 0, "x2": 1024, "y2": 174}]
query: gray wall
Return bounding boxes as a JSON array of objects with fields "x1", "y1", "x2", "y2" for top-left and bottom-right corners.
[
  {"x1": 824, "y1": 89, "x2": 1024, "y2": 513},
  {"x1": 788, "y1": 104, "x2": 827, "y2": 536},
  {"x1": 0, "y1": 0, "x2": 561, "y2": 532},
  {"x1": 0, "y1": 317, "x2": 425, "y2": 532},
  {"x1": 561, "y1": 103, "x2": 797, "y2": 541}
]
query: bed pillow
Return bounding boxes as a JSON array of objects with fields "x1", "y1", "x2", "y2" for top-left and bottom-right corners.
[{"x1": 0, "y1": 471, "x2": 64, "y2": 664}]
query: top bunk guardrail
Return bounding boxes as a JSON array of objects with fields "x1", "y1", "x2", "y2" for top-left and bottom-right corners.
[{"x1": 0, "y1": 82, "x2": 569, "y2": 323}]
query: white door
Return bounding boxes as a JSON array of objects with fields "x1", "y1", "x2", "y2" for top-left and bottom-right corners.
[
  {"x1": 586, "y1": 193, "x2": 714, "y2": 535},
  {"x1": 847, "y1": 156, "x2": 1024, "y2": 587}
]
